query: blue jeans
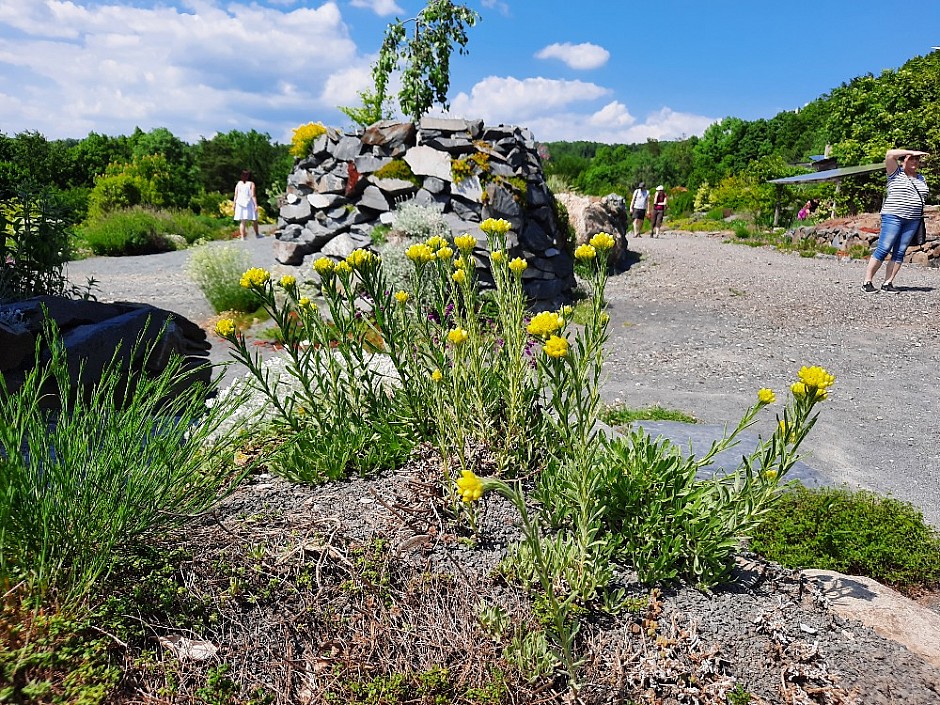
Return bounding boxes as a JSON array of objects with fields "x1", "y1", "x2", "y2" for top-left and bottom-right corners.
[{"x1": 872, "y1": 213, "x2": 920, "y2": 262}]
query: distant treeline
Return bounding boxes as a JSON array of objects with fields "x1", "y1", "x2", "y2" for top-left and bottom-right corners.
[
  {"x1": 543, "y1": 51, "x2": 940, "y2": 222},
  {"x1": 0, "y1": 127, "x2": 292, "y2": 223},
  {"x1": 2, "y1": 51, "x2": 938, "y2": 227}
]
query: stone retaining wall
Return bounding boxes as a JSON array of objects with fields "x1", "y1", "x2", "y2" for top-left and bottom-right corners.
[{"x1": 790, "y1": 205, "x2": 940, "y2": 265}]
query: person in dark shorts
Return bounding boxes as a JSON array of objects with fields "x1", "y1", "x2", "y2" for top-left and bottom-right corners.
[
  {"x1": 629, "y1": 182, "x2": 650, "y2": 237},
  {"x1": 650, "y1": 185, "x2": 667, "y2": 237}
]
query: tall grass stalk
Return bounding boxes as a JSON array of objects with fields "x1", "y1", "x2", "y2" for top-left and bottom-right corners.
[{"x1": 0, "y1": 320, "x2": 246, "y2": 605}]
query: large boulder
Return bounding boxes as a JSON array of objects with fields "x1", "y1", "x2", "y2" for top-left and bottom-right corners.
[
  {"x1": 0, "y1": 296, "x2": 212, "y2": 408},
  {"x1": 556, "y1": 192, "x2": 629, "y2": 265}
]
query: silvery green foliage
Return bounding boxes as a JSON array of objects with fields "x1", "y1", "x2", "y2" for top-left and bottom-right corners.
[
  {"x1": 392, "y1": 202, "x2": 450, "y2": 240},
  {"x1": 212, "y1": 350, "x2": 401, "y2": 440},
  {"x1": 375, "y1": 237, "x2": 420, "y2": 292}
]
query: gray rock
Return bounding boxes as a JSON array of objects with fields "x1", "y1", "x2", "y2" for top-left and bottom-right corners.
[
  {"x1": 404, "y1": 145, "x2": 453, "y2": 181},
  {"x1": 423, "y1": 176, "x2": 448, "y2": 194},
  {"x1": 279, "y1": 199, "x2": 312, "y2": 223},
  {"x1": 451, "y1": 174, "x2": 482, "y2": 202},
  {"x1": 357, "y1": 185, "x2": 390, "y2": 213},
  {"x1": 451, "y1": 197, "x2": 481, "y2": 222},
  {"x1": 521, "y1": 221, "x2": 554, "y2": 250},
  {"x1": 806, "y1": 569, "x2": 940, "y2": 671},
  {"x1": 332, "y1": 135, "x2": 363, "y2": 161},
  {"x1": 361, "y1": 121, "x2": 416, "y2": 151},
  {"x1": 353, "y1": 155, "x2": 392, "y2": 174},
  {"x1": 0, "y1": 319, "x2": 34, "y2": 372},
  {"x1": 273, "y1": 239, "x2": 310, "y2": 265},
  {"x1": 320, "y1": 231, "x2": 373, "y2": 259},
  {"x1": 307, "y1": 193, "x2": 346, "y2": 210},
  {"x1": 369, "y1": 177, "x2": 418, "y2": 198},
  {"x1": 419, "y1": 117, "x2": 482, "y2": 136},
  {"x1": 317, "y1": 174, "x2": 346, "y2": 194}
]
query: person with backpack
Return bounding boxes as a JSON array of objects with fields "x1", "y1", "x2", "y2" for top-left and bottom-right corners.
[
  {"x1": 650, "y1": 185, "x2": 667, "y2": 237},
  {"x1": 629, "y1": 182, "x2": 650, "y2": 237}
]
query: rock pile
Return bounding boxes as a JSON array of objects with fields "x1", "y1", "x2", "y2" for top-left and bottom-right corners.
[
  {"x1": 276, "y1": 118, "x2": 576, "y2": 304},
  {"x1": 0, "y1": 296, "x2": 212, "y2": 406}
]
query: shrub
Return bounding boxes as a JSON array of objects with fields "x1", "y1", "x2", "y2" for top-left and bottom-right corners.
[
  {"x1": 373, "y1": 158, "x2": 422, "y2": 187},
  {"x1": 0, "y1": 186, "x2": 73, "y2": 302},
  {"x1": 186, "y1": 243, "x2": 258, "y2": 313},
  {"x1": 289, "y1": 122, "x2": 327, "y2": 159},
  {"x1": 749, "y1": 486, "x2": 940, "y2": 593},
  {"x1": 80, "y1": 207, "x2": 230, "y2": 256},
  {"x1": 0, "y1": 320, "x2": 246, "y2": 603},
  {"x1": 392, "y1": 202, "x2": 450, "y2": 240},
  {"x1": 191, "y1": 190, "x2": 228, "y2": 218}
]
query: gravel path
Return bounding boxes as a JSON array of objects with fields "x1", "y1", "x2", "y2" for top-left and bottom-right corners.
[
  {"x1": 604, "y1": 232, "x2": 940, "y2": 527},
  {"x1": 66, "y1": 231, "x2": 940, "y2": 527}
]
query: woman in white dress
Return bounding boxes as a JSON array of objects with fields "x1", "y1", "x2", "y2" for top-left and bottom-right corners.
[{"x1": 233, "y1": 170, "x2": 260, "y2": 239}]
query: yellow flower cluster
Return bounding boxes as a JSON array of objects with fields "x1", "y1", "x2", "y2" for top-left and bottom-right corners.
[
  {"x1": 454, "y1": 234, "x2": 476, "y2": 252},
  {"x1": 456, "y1": 469, "x2": 484, "y2": 502},
  {"x1": 394, "y1": 290, "x2": 409, "y2": 304},
  {"x1": 436, "y1": 246, "x2": 454, "y2": 260},
  {"x1": 279, "y1": 275, "x2": 296, "y2": 288},
  {"x1": 491, "y1": 250, "x2": 504, "y2": 264},
  {"x1": 480, "y1": 218, "x2": 511, "y2": 235},
  {"x1": 543, "y1": 335, "x2": 569, "y2": 358},
  {"x1": 575, "y1": 244, "x2": 597, "y2": 261},
  {"x1": 431, "y1": 368, "x2": 443, "y2": 382},
  {"x1": 452, "y1": 269, "x2": 466, "y2": 284},
  {"x1": 346, "y1": 248, "x2": 376, "y2": 269},
  {"x1": 427, "y1": 235, "x2": 448, "y2": 250},
  {"x1": 454, "y1": 257, "x2": 465, "y2": 269},
  {"x1": 289, "y1": 121, "x2": 327, "y2": 158},
  {"x1": 313, "y1": 258, "x2": 334, "y2": 275},
  {"x1": 509, "y1": 257, "x2": 527, "y2": 275},
  {"x1": 447, "y1": 327, "x2": 468, "y2": 346},
  {"x1": 791, "y1": 366, "x2": 835, "y2": 401},
  {"x1": 298, "y1": 297, "x2": 311, "y2": 308},
  {"x1": 757, "y1": 388, "x2": 776, "y2": 404},
  {"x1": 335, "y1": 261, "x2": 352, "y2": 276},
  {"x1": 589, "y1": 232, "x2": 615, "y2": 250},
  {"x1": 798, "y1": 366, "x2": 835, "y2": 389},
  {"x1": 406, "y1": 243, "x2": 435, "y2": 263},
  {"x1": 526, "y1": 311, "x2": 564, "y2": 337},
  {"x1": 215, "y1": 318, "x2": 236, "y2": 337},
  {"x1": 239, "y1": 267, "x2": 270, "y2": 288}
]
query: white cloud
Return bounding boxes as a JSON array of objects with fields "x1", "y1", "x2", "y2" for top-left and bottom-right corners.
[
  {"x1": 443, "y1": 75, "x2": 714, "y2": 143},
  {"x1": 320, "y1": 65, "x2": 376, "y2": 106},
  {"x1": 481, "y1": 0, "x2": 511, "y2": 16},
  {"x1": 447, "y1": 76, "x2": 609, "y2": 123},
  {"x1": 535, "y1": 42, "x2": 609, "y2": 70},
  {"x1": 0, "y1": 0, "x2": 361, "y2": 140},
  {"x1": 350, "y1": 0, "x2": 405, "y2": 16}
]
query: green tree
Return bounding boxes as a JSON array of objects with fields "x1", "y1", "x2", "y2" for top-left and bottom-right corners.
[
  {"x1": 373, "y1": 0, "x2": 480, "y2": 121},
  {"x1": 339, "y1": 88, "x2": 394, "y2": 129}
]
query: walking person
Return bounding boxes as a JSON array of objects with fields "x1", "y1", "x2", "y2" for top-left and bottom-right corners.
[
  {"x1": 629, "y1": 182, "x2": 650, "y2": 237},
  {"x1": 233, "y1": 170, "x2": 261, "y2": 240},
  {"x1": 862, "y1": 148, "x2": 929, "y2": 293},
  {"x1": 650, "y1": 185, "x2": 667, "y2": 237}
]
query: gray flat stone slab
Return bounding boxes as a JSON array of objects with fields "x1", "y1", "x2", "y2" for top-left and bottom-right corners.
[{"x1": 626, "y1": 420, "x2": 831, "y2": 487}]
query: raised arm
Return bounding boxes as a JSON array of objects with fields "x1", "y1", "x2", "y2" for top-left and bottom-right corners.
[{"x1": 885, "y1": 148, "x2": 929, "y2": 174}]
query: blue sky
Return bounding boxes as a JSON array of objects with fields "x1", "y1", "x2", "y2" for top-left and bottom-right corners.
[{"x1": 1, "y1": 0, "x2": 938, "y2": 145}]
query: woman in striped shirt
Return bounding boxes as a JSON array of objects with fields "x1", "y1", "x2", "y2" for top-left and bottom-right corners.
[{"x1": 863, "y1": 148, "x2": 930, "y2": 293}]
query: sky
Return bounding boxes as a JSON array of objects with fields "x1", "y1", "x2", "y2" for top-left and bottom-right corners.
[{"x1": 1, "y1": 0, "x2": 939, "y2": 146}]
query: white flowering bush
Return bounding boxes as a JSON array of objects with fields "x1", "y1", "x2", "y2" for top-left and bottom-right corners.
[{"x1": 392, "y1": 202, "x2": 450, "y2": 240}]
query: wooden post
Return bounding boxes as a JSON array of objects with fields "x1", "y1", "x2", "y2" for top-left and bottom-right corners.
[{"x1": 773, "y1": 184, "x2": 782, "y2": 227}]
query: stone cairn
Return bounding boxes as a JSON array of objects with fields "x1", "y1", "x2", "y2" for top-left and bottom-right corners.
[{"x1": 274, "y1": 118, "x2": 576, "y2": 304}]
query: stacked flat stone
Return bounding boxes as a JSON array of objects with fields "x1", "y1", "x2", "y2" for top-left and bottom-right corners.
[{"x1": 275, "y1": 117, "x2": 575, "y2": 304}]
